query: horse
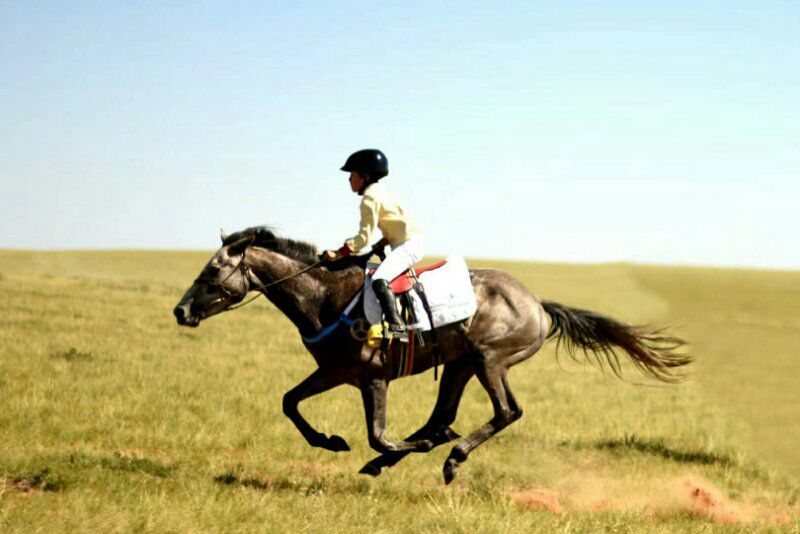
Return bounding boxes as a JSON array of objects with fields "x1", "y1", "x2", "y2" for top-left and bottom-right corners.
[{"x1": 173, "y1": 227, "x2": 690, "y2": 484}]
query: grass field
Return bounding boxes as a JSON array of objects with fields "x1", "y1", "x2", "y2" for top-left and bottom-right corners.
[{"x1": 1, "y1": 250, "x2": 798, "y2": 532}]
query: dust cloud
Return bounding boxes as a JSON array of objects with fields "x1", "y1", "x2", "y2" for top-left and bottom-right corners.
[{"x1": 511, "y1": 474, "x2": 795, "y2": 526}]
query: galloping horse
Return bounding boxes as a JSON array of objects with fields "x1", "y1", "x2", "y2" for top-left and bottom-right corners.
[{"x1": 174, "y1": 227, "x2": 690, "y2": 484}]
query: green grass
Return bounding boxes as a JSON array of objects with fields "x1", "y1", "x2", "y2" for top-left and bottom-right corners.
[{"x1": 0, "y1": 250, "x2": 798, "y2": 532}]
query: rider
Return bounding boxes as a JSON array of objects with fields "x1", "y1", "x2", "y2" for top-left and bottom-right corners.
[{"x1": 322, "y1": 149, "x2": 423, "y2": 340}]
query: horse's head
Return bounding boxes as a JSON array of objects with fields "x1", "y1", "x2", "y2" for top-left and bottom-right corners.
[{"x1": 173, "y1": 230, "x2": 254, "y2": 327}]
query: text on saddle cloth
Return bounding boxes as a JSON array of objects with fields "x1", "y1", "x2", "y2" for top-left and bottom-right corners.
[{"x1": 363, "y1": 255, "x2": 478, "y2": 331}]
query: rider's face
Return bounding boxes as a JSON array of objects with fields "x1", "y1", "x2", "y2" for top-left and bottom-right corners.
[{"x1": 349, "y1": 172, "x2": 365, "y2": 193}]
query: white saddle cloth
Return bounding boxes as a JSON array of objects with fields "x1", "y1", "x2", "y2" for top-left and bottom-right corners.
[{"x1": 363, "y1": 255, "x2": 478, "y2": 331}]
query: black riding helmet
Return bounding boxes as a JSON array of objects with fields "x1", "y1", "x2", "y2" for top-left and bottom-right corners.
[{"x1": 340, "y1": 149, "x2": 389, "y2": 179}]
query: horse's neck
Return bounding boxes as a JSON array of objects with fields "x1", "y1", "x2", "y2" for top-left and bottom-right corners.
[{"x1": 247, "y1": 249, "x2": 363, "y2": 337}]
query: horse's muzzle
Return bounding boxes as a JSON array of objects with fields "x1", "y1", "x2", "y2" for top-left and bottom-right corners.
[{"x1": 174, "y1": 304, "x2": 200, "y2": 327}]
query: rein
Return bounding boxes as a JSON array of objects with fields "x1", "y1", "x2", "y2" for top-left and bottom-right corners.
[{"x1": 195, "y1": 248, "x2": 323, "y2": 312}]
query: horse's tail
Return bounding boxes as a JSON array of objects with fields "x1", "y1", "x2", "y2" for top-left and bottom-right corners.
[{"x1": 540, "y1": 300, "x2": 691, "y2": 383}]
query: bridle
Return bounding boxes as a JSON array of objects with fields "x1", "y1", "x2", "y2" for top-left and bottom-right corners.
[{"x1": 193, "y1": 247, "x2": 322, "y2": 313}]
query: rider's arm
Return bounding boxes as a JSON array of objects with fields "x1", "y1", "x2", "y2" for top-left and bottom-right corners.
[{"x1": 342, "y1": 194, "x2": 378, "y2": 254}]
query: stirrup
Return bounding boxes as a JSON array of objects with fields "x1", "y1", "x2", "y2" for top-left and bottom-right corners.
[
  {"x1": 366, "y1": 322, "x2": 408, "y2": 348},
  {"x1": 388, "y1": 323, "x2": 409, "y2": 343}
]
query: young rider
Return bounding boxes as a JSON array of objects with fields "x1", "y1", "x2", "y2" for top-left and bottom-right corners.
[{"x1": 322, "y1": 149, "x2": 423, "y2": 340}]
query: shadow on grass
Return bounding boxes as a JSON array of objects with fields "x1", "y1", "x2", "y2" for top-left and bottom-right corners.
[
  {"x1": 2, "y1": 452, "x2": 172, "y2": 493},
  {"x1": 69, "y1": 452, "x2": 173, "y2": 477},
  {"x1": 98, "y1": 454, "x2": 173, "y2": 477},
  {"x1": 50, "y1": 347, "x2": 93, "y2": 362},
  {"x1": 593, "y1": 435, "x2": 736, "y2": 467},
  {"x1": 213, "y1": 471, "x2": 371, "y2": 496},
  {"x1": 561, "y1": 435, "x2": 775, "y2": 482}
]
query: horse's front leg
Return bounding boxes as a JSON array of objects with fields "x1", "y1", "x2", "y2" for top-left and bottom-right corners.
[
  {"x1": 359, "y1": 360, "x2": 474, "y2": 476},
  {"x1": 283, "y1": 368, "x2": 350, "y2": 452},
  {"x1": 360, "y1": 377, "x2": 435, "y2": 454}
]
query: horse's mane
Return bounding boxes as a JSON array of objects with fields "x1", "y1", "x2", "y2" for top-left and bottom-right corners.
[{"x1": 223, "y1": 226, "x2": 319, "y2": 265}]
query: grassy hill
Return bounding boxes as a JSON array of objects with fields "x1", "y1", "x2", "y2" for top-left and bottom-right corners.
[{"x1": 1, "y1": 250, "x2": 798, "y2": 532}]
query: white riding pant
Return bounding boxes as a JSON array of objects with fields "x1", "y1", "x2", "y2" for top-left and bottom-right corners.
[{"x1": 372, "y1": 238, "x2": 425, "y2": 282}]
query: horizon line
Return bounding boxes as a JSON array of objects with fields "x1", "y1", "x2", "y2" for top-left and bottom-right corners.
[{"x1": 1, "y1": 247, "x2": 797, "y2": 274}]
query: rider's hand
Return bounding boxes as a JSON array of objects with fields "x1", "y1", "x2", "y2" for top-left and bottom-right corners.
[
  {"x1": 322, "y1": 249, "x2": 339, "y2": 262},
  {"x1": 370, "y1": 238, "x2": 388, "y2": 259}
]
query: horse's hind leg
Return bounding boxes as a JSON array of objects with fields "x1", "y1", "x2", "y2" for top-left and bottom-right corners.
[
  {"x1": 442, "y1": 363, "x2": 523, "y2": 484},
  {"x1": 359, "y1": 360, "x2": 474, "y2": 476}
]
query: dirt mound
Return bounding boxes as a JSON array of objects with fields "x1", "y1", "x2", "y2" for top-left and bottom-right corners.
[
  {"x1": 5, "y1": 478, "x2": 37, "y2": 493},
  {"x1": 2, "y1": 468, "x2": 67, "y2": 493}
]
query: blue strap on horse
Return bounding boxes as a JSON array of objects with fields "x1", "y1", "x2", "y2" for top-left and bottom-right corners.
[
  {"x1": 301, "y1": 314, "x2": 356, "y2": 344},
  {"x1": 301, "y1": 290, "x2": 362, "y2": 344}
]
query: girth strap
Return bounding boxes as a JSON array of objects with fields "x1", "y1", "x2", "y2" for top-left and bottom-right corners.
[{"x1": 410, "y1": 272, "x2": 443, "y2": 380}]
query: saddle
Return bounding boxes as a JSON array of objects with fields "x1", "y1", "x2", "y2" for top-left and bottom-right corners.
[{"x1": 368, "y1": 260, "x2": 448, "y2": 294}]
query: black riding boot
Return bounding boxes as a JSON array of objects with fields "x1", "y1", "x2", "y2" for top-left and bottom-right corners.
[{"x1": 371, "y1": 279, "x2": 408, "y2": 341}]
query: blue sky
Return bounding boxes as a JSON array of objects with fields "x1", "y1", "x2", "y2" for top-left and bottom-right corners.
[{"x1": 1, "y1": 1, "x2": 798, "y2": 268}]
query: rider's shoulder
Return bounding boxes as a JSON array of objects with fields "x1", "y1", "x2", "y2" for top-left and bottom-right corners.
[{"x1": 362, "y1": 181, "x2": 386, "y2": 200}]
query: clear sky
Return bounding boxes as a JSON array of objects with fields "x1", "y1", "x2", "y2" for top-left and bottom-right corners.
[{"x1": 1, "y1": 1, "x2": 798, "y2": 269}]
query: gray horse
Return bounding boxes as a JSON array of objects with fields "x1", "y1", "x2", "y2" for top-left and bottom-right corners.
[{"x1": 174, "y1": 227, "x2": 690, "y2": 484}]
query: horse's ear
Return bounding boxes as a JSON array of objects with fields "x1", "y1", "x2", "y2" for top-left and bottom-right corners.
[
  {"x1": 220, "y1": 228, "x2": 228, "y2": 243},
  {"x1": 227, "y1": 236, "x2": 253, "y2": 256}
]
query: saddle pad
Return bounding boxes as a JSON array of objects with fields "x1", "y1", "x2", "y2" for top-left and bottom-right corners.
[{"x1": 364, "y1": 255, "x2": 477, "y2": 331}]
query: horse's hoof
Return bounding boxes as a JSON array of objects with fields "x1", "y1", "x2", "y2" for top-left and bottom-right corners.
[
  {"x1": 358, "y1": 463, "x2": 381, "y2": 477},
  {"x1": 325, "y1": 434, "x2": 350, "y2": 452},
  {"x1": 443, "y1": 458, "x2": 459, "y2": 485}
]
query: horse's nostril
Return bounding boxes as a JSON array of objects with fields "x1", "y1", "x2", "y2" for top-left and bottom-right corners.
[{"x1": 174, "y1": 306, "x2": 185, "y2": 321}]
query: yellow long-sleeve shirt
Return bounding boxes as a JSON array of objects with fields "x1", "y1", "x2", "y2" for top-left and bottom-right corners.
[{"x1": 344, "y1": 182, "x2": 421, "y2": 253}]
